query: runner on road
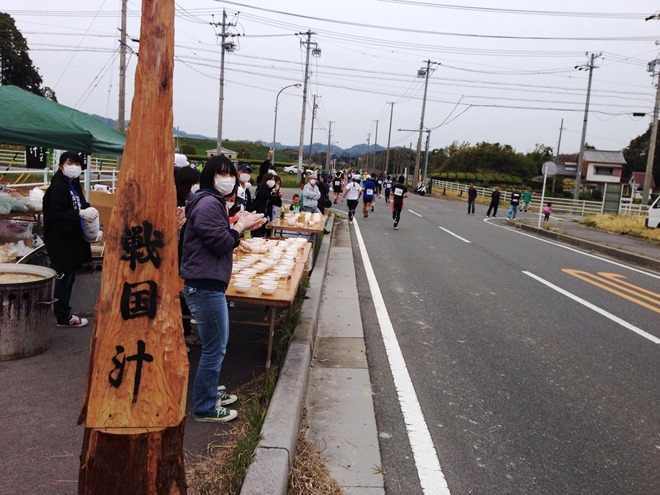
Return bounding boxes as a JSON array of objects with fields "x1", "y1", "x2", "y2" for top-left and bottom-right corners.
[
  {"x1": 362, "y1": 175, "x2": 377, "y2": 218},
  {"x1": 331, "y1": 171, "x2": 343, "y2": 204},
  {"x1": 383, "y1": 176, "x2": 393, "y2": 203},
  {"x1": 391, "y1": 175, "x2": 408, "y2": 230},
  {"x1": 343, "y1": 174, "x2": 363, "y2": 224}
]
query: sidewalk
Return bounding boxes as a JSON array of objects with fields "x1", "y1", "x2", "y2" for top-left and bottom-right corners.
[{"x1": 512, "y1": 211, "x2": 659, "y2": 272}]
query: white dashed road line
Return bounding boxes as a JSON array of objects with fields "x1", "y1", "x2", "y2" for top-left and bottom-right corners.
[
  {"x1": 438, "y1": 226, "x2": 471, "y2": 243},
  {"x1": 408, "y1": 209, "x2": 423, "y2": 217}
]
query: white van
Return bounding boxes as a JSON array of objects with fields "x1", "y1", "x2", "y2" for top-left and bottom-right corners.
[{"x1": 646, "y1": 195, "x2": 660, "y2": 228}]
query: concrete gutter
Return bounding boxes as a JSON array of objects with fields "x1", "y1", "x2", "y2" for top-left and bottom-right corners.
[
  {"x1": 241, "y1": 215, "x2": 334, "y2": 495},
  {"x1": 516, "y1": 222, "x2": 660, "y2": 272}
]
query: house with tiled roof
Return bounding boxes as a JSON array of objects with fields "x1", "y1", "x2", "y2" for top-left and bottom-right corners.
[
  {"x1": 628, "y1": 171, "x2": 656, "y2": 200},
  {"x1": 581, "y1": 150, "x2": 626, "y2": 190}
]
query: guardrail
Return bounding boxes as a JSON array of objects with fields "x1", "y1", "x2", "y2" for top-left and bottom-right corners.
[
  {"x1": 0, "y1": 166, "x2": 119, "y2": 192},
  {"x1": 430, "y1": 179, "x2": 647, "y2": 217}
]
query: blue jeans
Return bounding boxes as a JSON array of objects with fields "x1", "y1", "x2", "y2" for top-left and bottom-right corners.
[
  {"x1": 508, "y1": 204, "x2": 519, "y2": 219},
  {"x1": 183, "y1": 286, "x2": 229, "y2": 418}
]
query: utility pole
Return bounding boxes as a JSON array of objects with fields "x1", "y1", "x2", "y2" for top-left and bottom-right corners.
[
  {"x1": 326, "y1": 121, "x2": 333, "y2": 170},
  {"x1": 413, "y1": 60, "x2": 438, "y2": 186},
  {"x1": 115, "y1": 0, "x2": 128, "y2": 170},
  {"x1": 117, "y1": 0, "x2": 127, "y2": 135},
  {"x1": 423, "y1": 129, "x2": 431, "y2": 186},
  {"x1": 308, "y1": 94, "x2": 318, "y2": 166},
  {"x1": 366, "y1": 134, "x2": 371, "y2": 170},
  {"x1": 642, "y1": 59, "x2": 660, "y2": 205},
  {"x1": 296, "y1": 30, "x2": 320, "y2": 183},
  {"x1": 574, "y1": 52, "x2": 601, "y2": 201},
  {"x1": 385, "y1": 102, "x2": 394, "y2": 175},
  {"x1": 213, "y1": 9, "x2": 237, "y2": 155},
  {"x1": 553, "y1": 118, "x2": 564, "y2": 195},
  {"x1": 372, "y1": 120, "x2": 379, "y2": 172}
]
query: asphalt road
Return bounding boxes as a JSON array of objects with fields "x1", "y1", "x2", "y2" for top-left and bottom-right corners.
[{"x1": 346, "y1": 193, "x2": 659, "y2": 495}]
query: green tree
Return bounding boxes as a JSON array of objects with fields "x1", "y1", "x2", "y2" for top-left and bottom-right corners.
[
  {"x1": 623, "y1": 124, "x2": 659, "y2": 184},
  {"x1": 0, "y1": 13, "x2": 55, "y2": 100},
  {"x1": 180, "y1": 143, "x2": 197, "y2": 156}
]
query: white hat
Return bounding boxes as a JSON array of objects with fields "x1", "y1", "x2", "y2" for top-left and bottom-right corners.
[
  {"x1": 365, "y1": 175, "x2": 371, "y2": 179},
  {"x1": 174, "y1": 153, "x2": 189, "y2": 167},
  {"x1": 352, "y1": 174, "x2": 361, "y2": 180}
]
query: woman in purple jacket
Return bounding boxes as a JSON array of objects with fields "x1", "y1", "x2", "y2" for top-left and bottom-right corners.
[{"x1": 180, "y1": 155, "x2": 265, "y2": 423}]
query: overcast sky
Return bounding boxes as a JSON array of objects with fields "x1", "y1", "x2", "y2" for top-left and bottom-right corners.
[{"x1": 4, "y1": 0, "x2": 660, "y2": 155}]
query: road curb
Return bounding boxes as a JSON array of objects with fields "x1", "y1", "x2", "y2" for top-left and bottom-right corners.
[
  {"x1": 240, "y1": 216, "x2": 334, "y2": 495},
  {"x1": 516, "y1": 222, "x2": 660, "y2": 272}
]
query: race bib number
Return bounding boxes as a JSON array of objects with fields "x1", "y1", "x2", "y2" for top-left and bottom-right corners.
[
  {"x1": 366, "y1": 189, "x2": 374, "y2": 196},
  {"x1": 334, "y1": 180, "x2": 341, "y2": 187},
  {"x1": 394, "y1": 187, "x2": 404, "y2": 196}
]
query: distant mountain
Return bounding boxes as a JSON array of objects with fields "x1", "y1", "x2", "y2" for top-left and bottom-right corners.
[
  {"x1": 91, "y1": 114, "x2": 211, "y2": 140},
  {"x1": 272, "y1": 141, "x2": 388, "y2": 157}
]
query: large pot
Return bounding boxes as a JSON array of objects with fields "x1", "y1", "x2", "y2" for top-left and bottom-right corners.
[{"x1": 0, "y1": 263, "x2": 56, "y2": 360}]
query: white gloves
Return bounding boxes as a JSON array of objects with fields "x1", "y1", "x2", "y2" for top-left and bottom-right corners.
[
  {"x1": 233, "y1": 211, "x2": 266, "y2": 234},
  {"x1": 79, "y1": 207, "x2": 99, "y2": 221},
  {"x1": 94, "y1": 231, "x2": 103, "y2": 242}
]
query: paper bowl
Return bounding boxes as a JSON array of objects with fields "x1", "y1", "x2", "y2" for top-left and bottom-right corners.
[
  {"x1": 258, "y1": 284, "x2": 278, "y2": 295},
  {"x1": 233, "y1": 282, "x2": 251, "y2": 293}
]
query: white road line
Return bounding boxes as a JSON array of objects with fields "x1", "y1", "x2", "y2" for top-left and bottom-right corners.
[
  {"x1": 523, "y1": 271, "x2": 660, "y2": 344},
  {"x1": 485, "y1": 218, "x2": 660, "y2": 280},
  {"x1": 438, "y1": 226, "x2": 471, "y2": 243},
  {"x1": 354, "y1": 221, "x2": 450, "y2": 495},
  {"x1": 409, "y1": 209, "x2": 423, "y2": 217}
]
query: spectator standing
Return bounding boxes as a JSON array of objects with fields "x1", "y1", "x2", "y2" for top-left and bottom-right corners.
[
  {"x1": 507, "y1": 186, "x2": 522, "y2": 220},
  {"x1": 181, "y1": 154, "x2": 265, "y2": 423},
  {"x1": 302, "y1": 173, "x2": 321, "y2": 213},
  {"x1": 43, "y1": 151, "x2": 99, "y2": 327},
  {"x1": 467, "y1": 182, "x2": 477, "y2": 215},
  {"x1": 317, "y1": 174, "x2": 330, "y2": 214},
  {"x1": 521, "y1": 188, "x2": 532, "y2": 212},
  {"x1": 486, "y1": 186, "x2": 501, "y2": 218},
  {"x1": 174, "y1": 164, "x2": 202, "y2": 347},
  {"x1": 236, "y1": 163, "x2": 253, "y2": 212},
  {"x1": 391, "y1": 175, "x2": 408, "y2": 230},
  {"x1": 543, "y1": 202, "x2": 553, "y2": 222},
  {"x1": 250, "y1": 172, "x2": 278, "y2": 237}
]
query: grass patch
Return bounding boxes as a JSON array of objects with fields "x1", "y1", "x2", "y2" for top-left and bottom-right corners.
[
  {"x1": 581, "y1": 214, "x2": 660, "y2": 243},
  {"x1": 186, "y1": 277, "x2": 311, "y2": 494},
  {"x1": 288, "y1": 419, "x2": 344, "y2": 495}
]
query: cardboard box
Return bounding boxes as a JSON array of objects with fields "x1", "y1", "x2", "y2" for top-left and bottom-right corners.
[{"x1": 88, "y1": 190, "x2": 115, "y2": 232}]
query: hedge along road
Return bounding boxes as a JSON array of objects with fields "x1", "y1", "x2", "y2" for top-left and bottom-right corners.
[{"x1": 349, "y1": 193, "x2": 659, "y2": 495}]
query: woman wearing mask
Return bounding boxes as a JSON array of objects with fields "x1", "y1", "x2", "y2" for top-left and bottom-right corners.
[
  {"x1": 43, "y1": 151, "x2": 98, "y2": 327},
  {"x1": 302, "y1": 173, "x2": 321, "y2": 213},
  {"x1": 250, "y1": 172, "x2": 277, "y2": 237},
  {"x1": 180, "y1": 155, "x2": 265, "y2": 423}
]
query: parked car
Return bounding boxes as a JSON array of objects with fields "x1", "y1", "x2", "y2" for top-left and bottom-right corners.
[
  {"x1": 283, "y1": 165, "x2": 315, "y2": 175},
  {"x1": 646, "y1": 195, "x2": 660, "y2": 228}
]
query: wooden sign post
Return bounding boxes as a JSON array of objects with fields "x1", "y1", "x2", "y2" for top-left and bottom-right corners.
[{"x1": 78, "y1": 1, "x2": 189, "y2": 493}]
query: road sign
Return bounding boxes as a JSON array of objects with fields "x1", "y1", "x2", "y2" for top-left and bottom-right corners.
[{"x1": 542, "y1": 161, "x2": 557, "y2": 176}]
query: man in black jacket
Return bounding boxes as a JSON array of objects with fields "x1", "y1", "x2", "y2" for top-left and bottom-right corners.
[
  {"x1": 467, "y1": 182, "x2": 477, "y2": 214},
  {"x1": 43, "y1": 151, "x2": 96, "y2": 327},
  {"x1": 486, "y1": 186, "x2": 501, "y2": 218}
]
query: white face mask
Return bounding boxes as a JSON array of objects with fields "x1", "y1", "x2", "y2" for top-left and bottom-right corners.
[
  {"x1": 239, "y1": 173, "x2": 251, "y2": 184},
  {"x1": 266, "y1": 179, "x2": 276, "y2": 188},
  {"x1": 190, "y1": 184, "x2": 200, "y2": 194},
  {"x1": 309, "y1": 179, "x2": 316, "y2": 186},
  {"x1": 215, "y1": 176, "x2": 236, "y2": 196},
  {"x1": 62, "y1": 164, "x2": 82, "y2": 179},
  {"x1": 225, "y1": 201, "x2": 235, "y2": 210}
]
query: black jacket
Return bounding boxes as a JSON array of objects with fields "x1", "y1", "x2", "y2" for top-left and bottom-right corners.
[
  {"x1": 468, "y1": 187, "x2": 477, "y2": 200},
  {"x1": 43, "y1": 171, "x2": 92, "y2": 272}
]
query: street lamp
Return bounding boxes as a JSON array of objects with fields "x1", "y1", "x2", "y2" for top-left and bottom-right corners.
[{"x1": 272, "y1": 83, "x2": 302, "y2": 166}]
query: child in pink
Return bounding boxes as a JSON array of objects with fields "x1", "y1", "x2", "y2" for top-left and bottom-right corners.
[{"x1": 543, "y1": 203, "x2": 553, "y2": 222}]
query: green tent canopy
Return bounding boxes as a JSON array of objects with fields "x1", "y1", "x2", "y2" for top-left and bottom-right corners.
[{"x1": 0, "y1": 85, "x2": 125, "y2": 155}]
